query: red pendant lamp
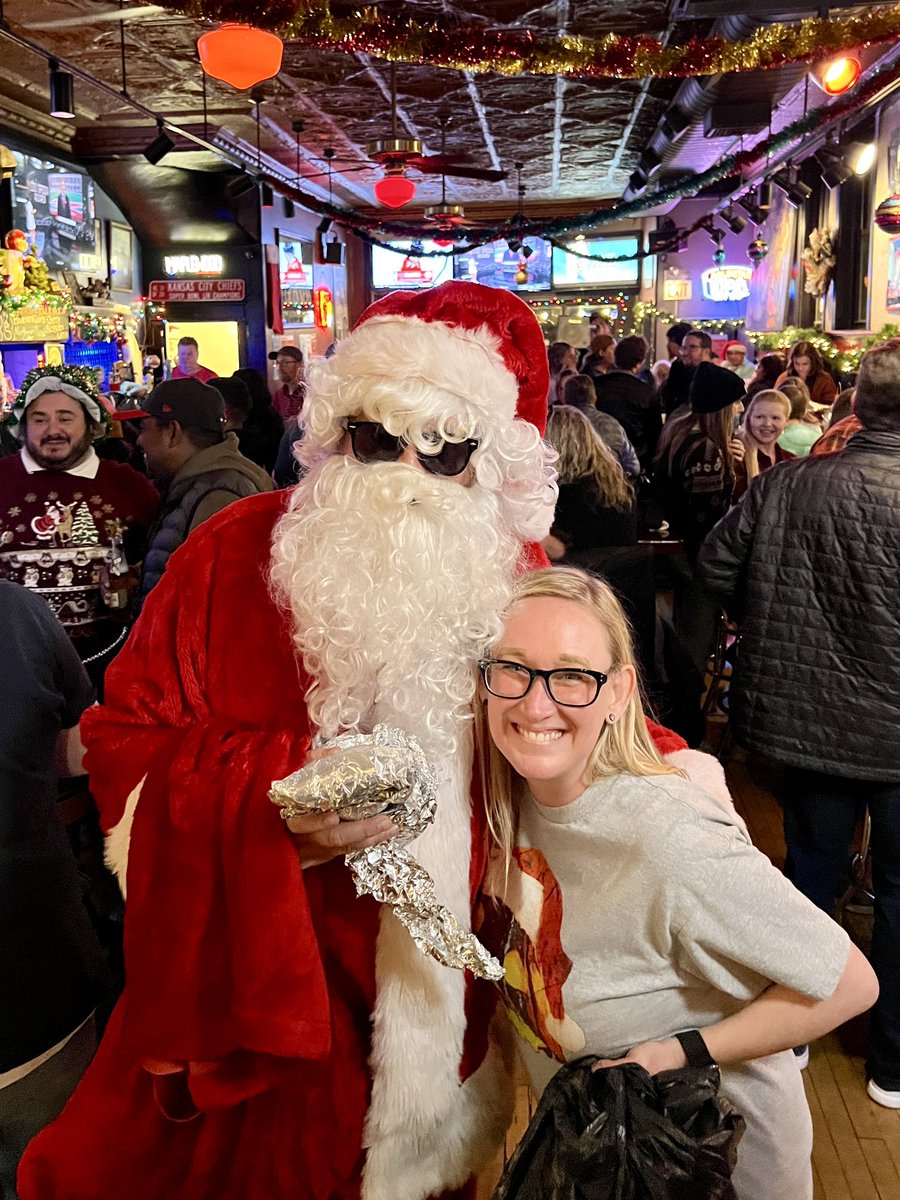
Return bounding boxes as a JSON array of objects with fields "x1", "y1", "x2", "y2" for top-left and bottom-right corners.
[
  {"x1": 198, "y1": 24, "x2": 284, "y2": 91},
  {"x1": 810, "y1": 56, "x2": 861, "y2": 96},
  {"x1": 374, "y1": 168, "x2": 416, "y2": 209}
]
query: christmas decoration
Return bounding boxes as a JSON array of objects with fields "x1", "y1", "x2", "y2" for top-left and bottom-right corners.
[
  {"x1": 69, "y1": 502, "x2": 99, "y2": 547},
  {"x1": 0, "y1": 229, "x2": 72, "y2": 315},
  {"x1": 874, "y1": 194, "x2": 900, "y2": 231},
  {"x1": 155, "y1": 1, "x2": 900, "y2": 82},
  {"x1": 632, "y1": 301, "x2": 745, "y2": 335},
  {"x1": 800, "y1": 228, "x2": 836, "y2": 296},
  {"x1": 712, "y1": 245, "x2": 727, "y2": 266},
  {"x1": 747, "y1": 237, "x2": 770, "y2": 267},
  {"x1": 69, "y1": 310, "x2": 138, "y2": 346}
]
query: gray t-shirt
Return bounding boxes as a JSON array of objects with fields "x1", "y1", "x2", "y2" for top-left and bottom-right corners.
[{"x1": 481, "y1": 772, "x2": 850, "y2": 1200}]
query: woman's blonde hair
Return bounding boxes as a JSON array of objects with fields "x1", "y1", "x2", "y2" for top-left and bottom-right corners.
[
  {"x1": 477, "y1": 567, "x2": 680, "y2": 866},
  {"x1": 546, "y1": 404, "x2": 633, "y2": 509},
  {"x1": 738, "y1": 388, "x2": 791, "y2": 483}
]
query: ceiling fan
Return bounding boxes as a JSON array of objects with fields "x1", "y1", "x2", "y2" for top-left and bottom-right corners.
[{"x1": 366, "y1": 65, "x2": 505, "y2": 206}]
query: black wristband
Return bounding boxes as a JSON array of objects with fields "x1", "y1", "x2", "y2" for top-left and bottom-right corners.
[{"x1": 674, "y1": 1029, "x2": 716, "y2": 1069}]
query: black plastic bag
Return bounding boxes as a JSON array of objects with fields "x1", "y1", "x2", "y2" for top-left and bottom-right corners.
[{"x1": 493, "y1": 1058, "x2": 745, "y2": 1200}]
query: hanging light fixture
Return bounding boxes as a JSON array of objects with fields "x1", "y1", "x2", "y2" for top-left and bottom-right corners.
[
  {"x1": 48, "y1": 60, "x2": 75, "y2": 119},
  {"x1": 143, "y1": 120, "x2": 175, "y2": 165},
  {"x1": 374, "y1": 168, "x2": 416, "y2": 209},
  {"x1": 197, "y1": 24, "x2": 283, "y2": 91},
  {"x1": 810, "y1": 56, "x2": 861, "y2": 96}
]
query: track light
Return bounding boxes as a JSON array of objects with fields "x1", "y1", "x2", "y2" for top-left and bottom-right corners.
[
  {"x1": 48, "y1": 61, "x2": 75, "y2": 119},
  {"x1": 660, "y1": 108, "x2": 691, "y2": 140},
  {"x1": 810, "y1": 56, "x2": 861, "y2": 96},
  {"x1": 736, "y1": 195, "x2": 766, "y2": 226},
  {"x1": 721, "y1": 208, "x2": 747, "y2": 234},
  {"x1": 771, "y1": 169, "x2": 813, "y2": 208},
  {"x1": 317, "y1": 217, "x2": 333, "y2": 236},
  {"x1": 283, "y1": 198, "x2": 295, "y2": 218},
  {"x1": 507, "y1": 238, "x2": 522, "y2": 253},
  {"x1": 260, "y1": 182, "x2": 274, "y2": 208},
  {"x1": 699, "y1": 216, "x2": 725, "y2": 245},
  {"x1": 521, "y1": 244, "x2": 534, "y2": 259},
  {"x1": 847, "y1": 141, "x2": 876, "y2": 175},
  {"x1": 814, "y1": 143, "x2": 854, "y2": 190},
  {"x1": 226, "y1": 172, "x2": 257, "y2": 199},
  {"x1": 143, "y1": 120, "x2": 175, "y2": 166},
  {"x1": 638, "y1": 147, "x2": 661, "y2": 176},
  {"x1": 628, "y1": 168, "x2": 648, "y2": 193}
]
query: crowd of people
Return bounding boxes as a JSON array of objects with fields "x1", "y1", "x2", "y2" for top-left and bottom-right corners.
[{"x1": 2, "y1": 282, "x2": 897, "y2": 1200}]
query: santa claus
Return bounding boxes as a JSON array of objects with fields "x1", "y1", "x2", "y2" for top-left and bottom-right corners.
[{"x1": 19, "y1": 282, "x2": 722, "y2": 1200}]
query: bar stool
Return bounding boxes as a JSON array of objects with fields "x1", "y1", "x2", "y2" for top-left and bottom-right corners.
[{"x1": 702, "y1": 610, "x2": 740, "y2": 761}]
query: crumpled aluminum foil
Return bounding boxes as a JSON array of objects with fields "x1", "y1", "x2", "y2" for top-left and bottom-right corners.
[{"x1": 270, "y1": 724, "x2": 504, "y2": 982}]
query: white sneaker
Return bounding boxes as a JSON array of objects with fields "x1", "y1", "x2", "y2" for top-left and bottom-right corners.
[
  {"x1": 867, "y1": 1079, "x2": 900, "y2": 1108},
  {"x1": 793, "y1": 1045, "x2": 810, "y2": 1070}
]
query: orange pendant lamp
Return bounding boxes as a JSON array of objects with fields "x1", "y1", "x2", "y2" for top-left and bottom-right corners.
[{"x1": 198, "y1": 24, "x2": 284, "y2": 91}]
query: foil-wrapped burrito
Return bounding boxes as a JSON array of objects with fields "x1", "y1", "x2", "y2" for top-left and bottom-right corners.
[{"x1": 270, "y1": 725, "x2": 504, "y2": 982}]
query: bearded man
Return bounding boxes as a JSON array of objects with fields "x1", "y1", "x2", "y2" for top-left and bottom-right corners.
[{"x1": 19, "y1": 283, "x2": 711, "y2": 1200}]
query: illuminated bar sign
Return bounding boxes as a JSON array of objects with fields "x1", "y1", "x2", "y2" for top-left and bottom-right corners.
[
  {"x1": 163, "y1": 253, "x2": 225, "y2": 276},
  {"x1": 148, "y1": 279, "x2": 245, "y2": 302},
  {"x1": 701, "y1": 266, "x2": 753, "y2": 302}
]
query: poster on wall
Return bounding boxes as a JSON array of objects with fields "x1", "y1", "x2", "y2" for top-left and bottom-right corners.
[
  {"x1": 11, "y1": 152, "x2": 99, "y2": 271},
  {"x1": 886, "y1": 237, "x2": 900, "y2": 311},
  {"x1": 278, "y1": 237, "x2": 314, "y2": 327},
  {"x1": 743, "y1": 189, "x2": 796, "y2": 332}
]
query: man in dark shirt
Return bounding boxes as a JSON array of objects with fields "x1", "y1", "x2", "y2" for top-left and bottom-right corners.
[
  {"x1": 0, "y1": 581, "x2": 108, "y2": 1194},
  {"x1": 593, "y1": 335, "x2": 662, "y2": 470}
]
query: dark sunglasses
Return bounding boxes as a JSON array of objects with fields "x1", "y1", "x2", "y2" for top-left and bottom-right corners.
[{"x1": 345, "y1": 420, "x2": 479, "y2": 477}]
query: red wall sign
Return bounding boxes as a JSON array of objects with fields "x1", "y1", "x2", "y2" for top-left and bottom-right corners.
[{"x1": 148, "y1": 279, "x2": 246, "y2": 302}]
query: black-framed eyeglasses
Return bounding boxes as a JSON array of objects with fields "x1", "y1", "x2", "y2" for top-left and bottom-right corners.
[
  {"x1": 345, "y1": 420, "x2": 479, "y2": 478},
  {"x1": 479, "y1": 659, "x2": 609, "y2": 708}
]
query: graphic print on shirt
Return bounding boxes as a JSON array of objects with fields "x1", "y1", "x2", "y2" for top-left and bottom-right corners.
[{"x1": 478, "y1": 846, "x2": 585, "y2": 1060}]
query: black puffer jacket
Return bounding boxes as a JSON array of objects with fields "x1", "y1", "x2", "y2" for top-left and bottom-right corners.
[{"x1": 698, "y1": 429, "x2": 900, "y2": 780}]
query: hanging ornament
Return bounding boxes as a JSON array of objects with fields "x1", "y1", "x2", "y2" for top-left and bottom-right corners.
[
  {"x1": 514, "y1": 260, "x2": 529, "y2": 285},
  {"x1": 747, "y1": 236, "x2": 769, "y2": 267},
  {"x1": 874, "y1": 194, "x2": 900, "y2": 232},
  {"x1": 712, "y1": 245, "x2": 727, "y2": 266}
]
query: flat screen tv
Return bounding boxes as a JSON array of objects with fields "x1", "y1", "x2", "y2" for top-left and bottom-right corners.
[
  {"x1": 453, "y1": 236, "x2": 551, "y2": 292},
  {"x1": 371, "y1": 240, "x2": 455, "y2": 290},
  {"x1": 11, "y1": 151, "x2": 98, "y2": 271},
  {"x1": 552, "y1": 235, "x2": 640, "y2": 288}
]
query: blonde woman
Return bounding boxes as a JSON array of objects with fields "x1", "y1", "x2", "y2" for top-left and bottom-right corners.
[
  {"x1": 544, "y1": 405, "x2": 636, "y2": 558},
  {"x1": 733, "y1": 389, "x2": 795, "y2": 500},
  {"x1": 476, "y1": 567, "x2": 877, "y2": 1200}
]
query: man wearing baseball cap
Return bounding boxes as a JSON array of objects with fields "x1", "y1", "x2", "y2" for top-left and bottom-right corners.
[
  {"x1": 120, "y1": 377, "x2": 271, "y2": 612},
  {"x1": 269, "y1": 344, "x2": 306, "y2": 423}
]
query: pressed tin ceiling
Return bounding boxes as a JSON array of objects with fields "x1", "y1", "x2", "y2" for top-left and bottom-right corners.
[{"x1": 0, "y1": 0, "x2": 894, "y2": 221}]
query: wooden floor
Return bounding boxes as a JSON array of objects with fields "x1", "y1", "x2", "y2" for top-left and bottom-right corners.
[{"x1": 476, "y1": 746, "x2": 900, "y2": 1199}]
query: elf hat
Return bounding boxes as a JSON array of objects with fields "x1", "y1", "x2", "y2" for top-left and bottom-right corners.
[
  {"x1": 343, "y1": 280, "x2": 550, "y2": 435},
  {"x1": 10, "y1": 364, "x2": 107, "y2": 439}
]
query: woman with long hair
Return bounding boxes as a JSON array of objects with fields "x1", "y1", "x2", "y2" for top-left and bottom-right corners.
[
  {"x1": 476, "y1": 567, "x2": 877, "y2": 1200},
  {"x1": 745, "y1": 352, "x2": 786, "y2": 399},
  {"x1": 777, "y1": 377, "x2": 822, "y2": 457},
  {"x1": 777, "y1": 340, "x2": 838, "y2": 406},
  {"x1": 544, "y1": 405, "x2": 636, "y2": 559},
  {"x1": 733, "y1": 389, "x2": 795, "y2": 500}
]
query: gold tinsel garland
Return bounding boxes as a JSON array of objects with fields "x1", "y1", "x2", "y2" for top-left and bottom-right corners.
[{"x1": 166, "y1": 1, "x2": 900, "y2": 79}]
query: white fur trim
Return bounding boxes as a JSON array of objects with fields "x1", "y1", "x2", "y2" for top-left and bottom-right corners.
[
  {"x1": 103, "y1": 774, "x2": 145, "y2": 899},
  {"x1": 362, "y1": 729, "x2": 512, "y2": 1199},
  {"x1": 327, "y1": 315, "x2": 520, "y2": 431}
]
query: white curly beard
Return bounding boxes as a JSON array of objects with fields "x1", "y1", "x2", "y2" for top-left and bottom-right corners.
[{"x1": 269, "y1": 452, "x2": 522, "y2": 761}]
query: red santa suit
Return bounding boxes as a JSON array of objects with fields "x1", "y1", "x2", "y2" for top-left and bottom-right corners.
[{"x1": 18, "y1": 284, "x2": 713, "y2": 1200}]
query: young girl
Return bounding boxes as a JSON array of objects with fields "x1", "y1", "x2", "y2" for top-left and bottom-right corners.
[
  {"x1": 477, "y1": 567, "x2": 877, "y2": 1200},
  {"x1": 733, "y1": 389, "x2": 795, "y2": 501}
]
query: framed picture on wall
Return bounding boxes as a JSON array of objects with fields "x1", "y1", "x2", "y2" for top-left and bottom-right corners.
[
  {"x1": 108, "y1": 221, "x2": 134, "y2": 293},
  {"x1": 886, "y1": 237, "x2": 900, "y2": 311}
]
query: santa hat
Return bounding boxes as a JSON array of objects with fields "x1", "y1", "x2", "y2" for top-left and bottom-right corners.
[
  {"x1": 722, "y1": 340, "x2": 747, "y2": 354},
  {"x1": 345, "y1": 280, "x2": 550, "y2": 435},
  {"x1": 10, "y1": 363, "x2": 108, "y2": 439}
]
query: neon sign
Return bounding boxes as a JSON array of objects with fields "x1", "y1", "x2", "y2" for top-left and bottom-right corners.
[
  {"x1": 163, "y1": 253, "x2": 224, "y2": 277},
  {"x1": 701, "y1": 266, "x2": 753, "y2": 302},
  {"x1": 314, "y1": 286, "x2": 334, "y2": 330}
]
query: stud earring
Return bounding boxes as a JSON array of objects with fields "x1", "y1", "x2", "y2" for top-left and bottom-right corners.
[{"x1": 607, "y1": 713, "x2": 617, "y2": 724}]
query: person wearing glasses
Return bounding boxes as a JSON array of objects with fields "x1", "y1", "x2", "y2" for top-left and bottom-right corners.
[
  {"x1": 475, "y1": 567, "x2": 877, "y2": 1200},
  {"x1": 19, "y1": 282, "x2": 564, "y2": 1200}
]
